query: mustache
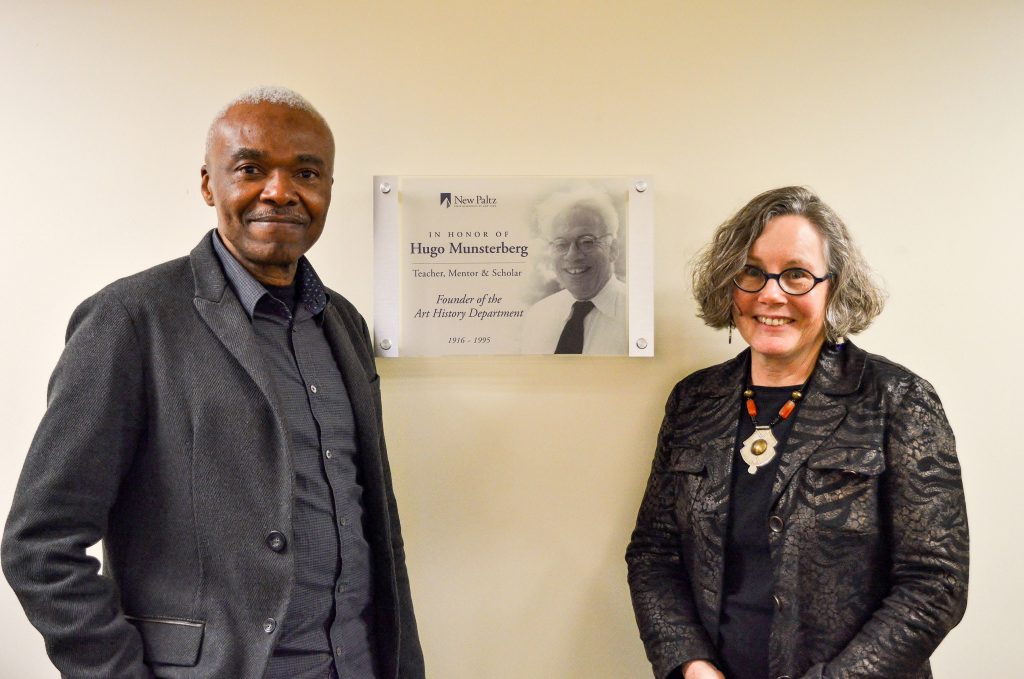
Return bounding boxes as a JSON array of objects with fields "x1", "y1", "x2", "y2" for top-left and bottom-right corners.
[{"x1": 245, "y1": 209, "x2": 307, "y2": 224}]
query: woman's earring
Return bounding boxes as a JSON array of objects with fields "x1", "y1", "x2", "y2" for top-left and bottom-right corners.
[{"x1": 728, "y1": 322, "x2": 733, "y2": 344}]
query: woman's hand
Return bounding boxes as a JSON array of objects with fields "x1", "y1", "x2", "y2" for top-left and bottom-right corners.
[{"x1": 682, "y1": 659, "x2": 725, "y2": 679}]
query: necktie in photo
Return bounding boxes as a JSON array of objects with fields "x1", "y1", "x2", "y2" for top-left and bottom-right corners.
[{"x1": 554, "y1": 300, "x2": 595, "y2": 354}]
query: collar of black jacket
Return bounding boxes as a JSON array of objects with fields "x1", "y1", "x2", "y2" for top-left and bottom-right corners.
[
  {"x1": 191, "y1": 230, "x2": 231, "y2": 303},
  {"x1": 695, "y1": 340, "x2": 868, "y2": 399}
]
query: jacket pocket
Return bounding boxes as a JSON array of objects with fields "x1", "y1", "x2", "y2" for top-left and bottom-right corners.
[
  {"x1": 806, "y1": 447, "x2": 884, "y2": 533},
  {"x1": 657, "y1": 446, "x2": 714, "y2": 530},
  {"x1": 125, "y1": 615, "x2": 205, "y2": 667},
  {"x1": 807, "y1": 446, "x2": 884, "y2": 476}
]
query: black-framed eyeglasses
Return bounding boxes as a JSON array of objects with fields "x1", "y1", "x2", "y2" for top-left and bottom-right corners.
[
  {"x1": 732, "y1": 265, "x2": 833, "y2": 296},
  {"x1": 547, "y1": 234, "x2": 612, "y2": 256}
]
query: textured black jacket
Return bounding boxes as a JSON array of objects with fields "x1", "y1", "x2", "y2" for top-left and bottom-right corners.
[
  {"x1": 3, "y1": 233, "x2": 424, "y2": 679},
  {"x1": 626, "y1": 342, "x2": 968, "y2": 679}
]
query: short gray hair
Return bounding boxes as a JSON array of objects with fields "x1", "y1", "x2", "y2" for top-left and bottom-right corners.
[
  {"x1": 534, "y1": 185, "x2": 620, "y2": 241},
  {"x1": 205, "y1": 85, "x2": 331, "y2": 154},
  {"x1": 692, "y1": 186, "x2": 886, "y2": 342}
]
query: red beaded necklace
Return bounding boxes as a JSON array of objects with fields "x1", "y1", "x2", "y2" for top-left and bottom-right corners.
[{"x1": 739, "y1": 383, "x2": 808, "y2": 475}]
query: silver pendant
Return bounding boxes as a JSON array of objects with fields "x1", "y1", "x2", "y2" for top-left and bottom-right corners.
[{"x1": 740, "y1": 426, "x2": 778, "y2": 474}]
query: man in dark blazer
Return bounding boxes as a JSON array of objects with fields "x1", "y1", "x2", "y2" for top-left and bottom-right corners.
[{"x1": 2, "y1": 87, "x2": 424, "y2": 679}]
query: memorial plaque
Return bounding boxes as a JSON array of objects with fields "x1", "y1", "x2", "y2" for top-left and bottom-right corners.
[{"x1": 373, "y1": 176, "x2": 653, "y2": 357}]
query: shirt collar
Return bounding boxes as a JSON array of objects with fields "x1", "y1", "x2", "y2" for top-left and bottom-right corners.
[
  {"x1": 587, "y1": 275, "x2": 621, "y2": 318},
  {"x1": 211, "y1": 230, "x2": 328, "y2": 319}
]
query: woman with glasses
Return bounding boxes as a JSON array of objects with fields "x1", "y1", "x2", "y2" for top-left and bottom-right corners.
[{"x1": 626, "y1": 186, "x2": 968, "y2": 679}]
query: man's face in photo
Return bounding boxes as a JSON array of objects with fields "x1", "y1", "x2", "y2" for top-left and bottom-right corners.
[{"x1": 549, "y1": 205, "x2": 617, "y2": 300}]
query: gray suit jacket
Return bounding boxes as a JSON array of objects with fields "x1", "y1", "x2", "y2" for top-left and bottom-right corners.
[{"x1": 3, "y1": 233, "x2": 424, "y2": 679}]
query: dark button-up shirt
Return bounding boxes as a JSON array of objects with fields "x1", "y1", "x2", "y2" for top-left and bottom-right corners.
[{"x1": 213, "y1": 232, "x2": 378, "y2": 679}]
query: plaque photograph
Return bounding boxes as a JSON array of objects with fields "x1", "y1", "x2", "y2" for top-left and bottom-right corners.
[{"x1": 373, "y1": 176, "x2": 654, "y2": 357}]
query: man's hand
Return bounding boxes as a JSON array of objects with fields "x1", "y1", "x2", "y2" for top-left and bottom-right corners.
[{"x1": 682, "y1": 659, "x2": 726, "y2": 679}]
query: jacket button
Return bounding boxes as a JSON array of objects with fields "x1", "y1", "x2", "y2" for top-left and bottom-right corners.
[
  {"x1": 266, "y1": 531, "x2": 287, "y2": 552},
  {"x1": 263, "y1": 617, "x2": 277, "y2": 634},
  {"x1": 768, "y1": 515, "x2": 784, "y2": 532},
  {"x1": 773, "y1": 594, "x2": 784, "y2": 610}
]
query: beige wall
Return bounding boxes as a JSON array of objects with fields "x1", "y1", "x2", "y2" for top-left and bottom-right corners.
[{"x1": 2, "y1": 1, "x2": 1019, "y2": 676}]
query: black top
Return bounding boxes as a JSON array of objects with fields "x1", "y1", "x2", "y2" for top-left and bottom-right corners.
[
  {"x1": 213, "y1": 233, "x2": 379, "y2": 679},
  {"x1": 264, "y1": 278, "x2": 300, "y2": 314},
  {"x1": 717, "y1": 384, "x2": 803, "y2": 679}
]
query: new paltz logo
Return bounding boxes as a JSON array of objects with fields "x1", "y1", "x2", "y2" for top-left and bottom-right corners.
[{"x1": 439, "y1": 192, "x2": 497, "y2": 208}]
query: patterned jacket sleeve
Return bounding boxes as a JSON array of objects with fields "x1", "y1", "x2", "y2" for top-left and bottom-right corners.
[
  {"x1": 803, "y1": 375, "x2": 969, "y2": 678},
  {"x1": 626, "y1": 384, "x2": 718, "y2": 679}
]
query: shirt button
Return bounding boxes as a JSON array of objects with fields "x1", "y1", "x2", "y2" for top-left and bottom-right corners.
[
  {"x1": 773, "y1": 594, "x2": 784, "y2": 610},
  {"x1": 310, "y1": 384, "x2": 318, "y2": 393},
  {"x1": 263, "y1": 618, "x2": 277, "y2": 634},
  {"x1": 340, "y1": 518, "x2": 350, "y2": 527},
  {"x1": 335, "y1": 646, "x2": 342, "y2": 656},
  {"x1": 266, "y1": 531, "x2": 287, "y2": 552},
  {"x1": 325, "y1": 450, "x2": 332, "y2": 459},
  {"x1": 768, "y1": 515, "x2": 784, "y2": 532}
]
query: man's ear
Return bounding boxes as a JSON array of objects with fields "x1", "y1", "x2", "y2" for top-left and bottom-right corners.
[{"x1": 200, "y1": 166, "x2": 215, "y2": 206}]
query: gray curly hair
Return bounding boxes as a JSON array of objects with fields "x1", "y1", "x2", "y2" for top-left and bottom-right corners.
[{"x1": 692, "y1": 186, "x2": 886, "y2": 343}]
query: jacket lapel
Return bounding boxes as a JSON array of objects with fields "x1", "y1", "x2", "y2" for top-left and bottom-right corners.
[
  {"x1": 768, "y1": 343, "x2": 867, "y2": 507},
  {"x1": 768, "y1": 390, "x2": 846, "y2": 506},
  {"x1": 691, "y1": 352, "x2": 748, "y2": 507},
  {"x1": 189, "y1": 233, "x2": 282, "y2": 417}
]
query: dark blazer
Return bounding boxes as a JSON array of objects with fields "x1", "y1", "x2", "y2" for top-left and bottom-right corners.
[
  {"x1": 2, "y1": 233, "x2": 424, "y2": 679},
  {"x1": 626, "y1": 342, "x2": 968, "y2": 679}
]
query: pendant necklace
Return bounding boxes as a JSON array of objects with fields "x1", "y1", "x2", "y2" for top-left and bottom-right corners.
[{"x1": 739, "y1": 381, "x2": 808, "y2": 475}]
